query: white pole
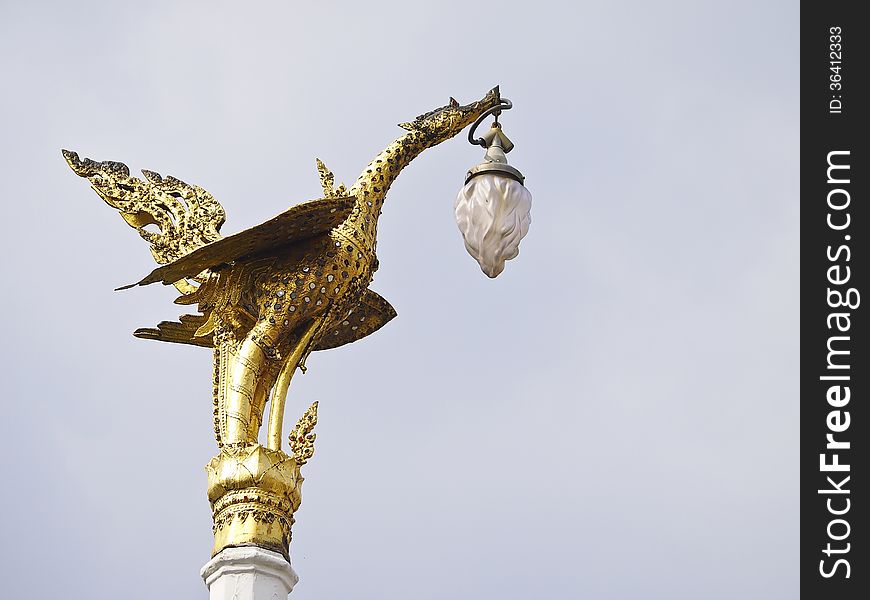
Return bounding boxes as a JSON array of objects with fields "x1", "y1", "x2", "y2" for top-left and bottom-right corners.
[{"x1": 201, "y1": 547, "x2": 299, "y2": 600}]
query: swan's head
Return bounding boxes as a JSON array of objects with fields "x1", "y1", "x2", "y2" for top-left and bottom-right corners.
[{"x1": 398, "y1": 86, "x2": 503, "y2": 147}]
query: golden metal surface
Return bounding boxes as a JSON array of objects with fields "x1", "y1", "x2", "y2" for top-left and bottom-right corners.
[
  {"x1": 64, "y1": 86, "x2": 503, "y2": 558},
  {"x1": 267, "y1": 319, "x2": 323, "y2": 450},
  {"x1": 288, "y1": 402, "x2": 318, "y2": 466},
  {"x1": 205, "y1": 443, "x2": 302, "y2": 559}
]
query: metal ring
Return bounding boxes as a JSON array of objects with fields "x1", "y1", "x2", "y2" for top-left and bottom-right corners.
[{"x1": 468, "y1": 99, "x2": 513, "y2": 146}]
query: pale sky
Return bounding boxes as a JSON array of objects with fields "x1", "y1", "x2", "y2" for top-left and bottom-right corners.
[{"x1": 0, "y1": 1, "x2": 798, "y2": 598}]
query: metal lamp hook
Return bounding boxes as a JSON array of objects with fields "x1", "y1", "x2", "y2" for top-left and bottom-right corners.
[{"x1": 468, "y1": 99, "x2": 514, "y2": 147}]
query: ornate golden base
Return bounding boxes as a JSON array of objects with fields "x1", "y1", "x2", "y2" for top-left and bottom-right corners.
[{"x1": 206, "y1": 444, "x2": 304, "y2": 559}]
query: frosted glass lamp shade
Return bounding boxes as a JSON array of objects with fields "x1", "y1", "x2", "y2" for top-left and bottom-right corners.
[{"x1": 454, "y1": 173, "x2": 532, "y2": 278}]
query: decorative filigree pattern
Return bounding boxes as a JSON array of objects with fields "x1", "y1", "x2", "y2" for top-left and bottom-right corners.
[
  {"x1": 289, "y1": 402, "x2": 318, "y2": 465},
  {"x1": 316, "y1": 158, "x2": 347, "y2": 198},
  {"x1": 62, "y1": 149, "x2": 225, "y2": 267}
]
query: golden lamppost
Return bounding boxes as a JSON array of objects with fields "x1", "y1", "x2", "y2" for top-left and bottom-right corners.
[{"x1": 63, "y1": 86, "x2": 531, "y2": 599}]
